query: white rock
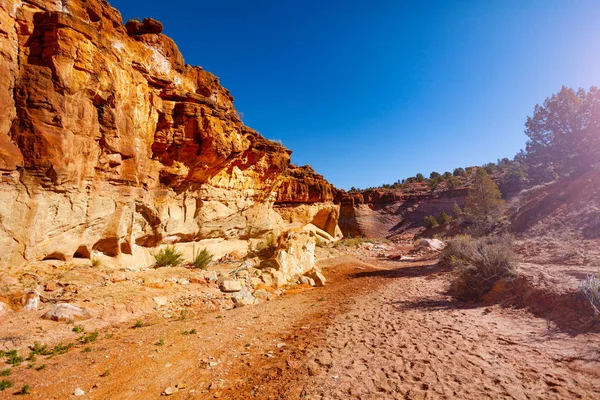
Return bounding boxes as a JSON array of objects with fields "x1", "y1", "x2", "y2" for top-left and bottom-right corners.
[
  {"x1": 418, "y1": 239, "x2": 445, "y2": 251},
  {"x1": 163, "y1": 386, "x2": 178, "y2": 396},
  {"x1": 42, "y1": 303, "x2": 91, "y2": 322},
  {"x1": 153, "y1": 296, "x2": 168, "y2": 307},
  {"x1": 253, "y1": 289, "x2": 270, "y2": 301},
  {"x1": 23, "y1": 290, "x2": 40, "y2": 311},
  {"x1": 0, "y1": 302, "x2": 12, "y2": 316},
  {"x1": 74, "y1": 388, "x2": 85, "y2": 396},
  {"x1": 220, "y1": 280, "x2": 242, "y2": 293}
]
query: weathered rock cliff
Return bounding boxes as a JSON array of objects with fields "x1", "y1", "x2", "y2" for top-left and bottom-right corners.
[{"x1": 0, "y1": 0, "x2": 338, "y2": 268}]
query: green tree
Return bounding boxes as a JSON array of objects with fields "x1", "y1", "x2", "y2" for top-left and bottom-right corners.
[
  {"x1": 415, "y1": 173, "x2": 424, "y2": 182},
  {"x1": 428, "y1": 178, "x2": 440, "y2": 192},
  {"x1": 464, "y1": 169, "x2": 505, "y2": 224},
  {"x1": 430, "y1": 171, "x2": 441, "y2": 179},
  {"x1": 452, "y1": 202, "x2": 462, "y2": 218},
  {"x1": 438, "y1": 211, "x2": 451, "y2": 225},
  {"x1": 447, "y1": 175, "x2": 459, "y2": 190},
  {"x1": 525, "y1": 86, "x2": 600, "y2": 182},
  {"x1": 424, "y1": 215, "x2": 438, "y2": 228},
  {"x1": 453, "y1": 168, "x2": 466, "y2": 177},
  {"x1": 442, "y1": 171, "x2": 452, "y2": 179}
]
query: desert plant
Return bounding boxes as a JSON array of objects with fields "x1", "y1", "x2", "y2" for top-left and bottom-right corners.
[
  {"x1": 2, "y1": 350, "x2": 23, "y2": 366},
  {"x1": 428, "y1": 178, "x2": 440, "y2": 192},
  {"x1": 415, "y1": 173, "x2": 425, "y2": 182},
  {"x1": 437, "y1": 211, "x2": 451, "y2": 225},
  {"x1": 72, "y1": 325, "x2": 84, "y2": 333},
  {"x1": 464, "y1": 169, "x2": 506, "y2": 232},
  {"x1": 155, "y1": 338, "x2": 165, "y2": 346},
  {"x1": 447, "y1": 175, "x2": 460, "y2": 190},
  {"x1": 430, "y1": 171, "x2": 441, "y2": 180},
  {"x1": 91, "y1": 257, "x2": 101, "y2": 268},
  {"x1": 453, "y1": 167, "x2": 466, "y2": 177},
  {"x1": 78, "y1": 331, "x2": 98, "y2": 344},
  {"x1": 443, "y1": 235, "x2": 516, "y2": 300},
  {"x1": 191, "y1": 246, "x2": 213, "y2": 270},
  {"x1": 17, "y1": 384, "x2": 30, "y2": 395},
  {"x1": 452, "y1": 202, "x2": 463, "y2": 218},
  {"x1": 424, "y1": 215, "x2": 438, "y2": 229},
  {"x1": 578, "y1": 273, "x2": 600, "y2": 315},
  {"x1": 153, "y1": 245, "x2": 184, "y2": 268},
  {"x1": 0, "y1": 380, "x2": 12, "y2": 391},
  {"x1": 0, "y1": 370, "x2": 9, "y2": 377}
]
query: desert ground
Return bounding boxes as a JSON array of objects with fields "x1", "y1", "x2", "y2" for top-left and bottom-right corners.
[{"x1": 1, "y1": 239, "x2": 599, "y2": 399}]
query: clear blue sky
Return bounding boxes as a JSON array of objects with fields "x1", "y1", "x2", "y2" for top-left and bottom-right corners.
[{"x1": 110, "y1": 0, "x2": 600, "y2": 190}]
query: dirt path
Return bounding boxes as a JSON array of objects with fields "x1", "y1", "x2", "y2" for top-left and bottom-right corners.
[{"x1": 2, "y1": 254, "x2": 600, "y2": 399}]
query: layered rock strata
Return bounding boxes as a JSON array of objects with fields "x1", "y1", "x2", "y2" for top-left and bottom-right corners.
[{"x1": 0, "y1": 0, "x2": 339, "y2": 269}]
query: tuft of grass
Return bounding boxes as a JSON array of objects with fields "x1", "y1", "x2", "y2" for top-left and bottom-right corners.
[
  {"x1": 72, "y1": 325, "x2": 84, "y2": 333},
  {"x1": 0, "y1": 380, "x2": 12, "y2": 391},
  {"x1": 132, "y1": 320, "x2": 144, "y2": 329},
  {"x1": 91, "y1": 257, "x2": 101, "y2": 268},
  {"x1": 35, "y1": 364, "x2": 46, "y2": 371},
  {"x1": 104, "y1": 332, "x2": 114, "y2": 339},
  {"x1": 191, "y1": 247, "x2": 213, "y2": 270},
  {"x1": 0, "y1": 369, "x2": 9, "y2": 377},
  {"x1": 100, "y1": 369, "x2": 110, "y2": 377},
  {"x1": 17, "y1": 384, "x2": 30, "y2": 395},
  {"x1": 155, "y1": 338, "x2": 165, "y2": 346},
  {"x1": 181, "y1": 328, "x2": 197, "y2": 335},
  {"x1": 28, "y1": 342, "x2": 74, "y2": 358},
  {"x1": 82, "y1": 347, "x2": 92, "y2": 353},
  {"x1": 443, "y1": 235, "x2": 516, "y2": 300},
  {"x1": 152, "y1": 245, "x2": 184, "y2": 268},
  {"x1": 1, "y1": 350, "x2": 23, "y2": 366},
  {"x1": 78, "y1": 331, "x2": 99, "y2": 344}
]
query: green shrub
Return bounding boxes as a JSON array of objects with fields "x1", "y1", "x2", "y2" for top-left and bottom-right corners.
[
  {"x1": 443, "y1": 171, "x2": 452, "y2": 179},
  {"x1": 428, "y1": 178, "x2": 440, "y2": 192},
  {"x1": 453, "y1": 167, "x2": 466, "y2": 177},
  {"x1": 452, "y1": 202, "x2": 462, "y2": 218},
  {"x1": 72, "y1": 325, "x2": 84, "y2": 333},
  {"x1": 415, "y1": 173, "x2": 425, "y2": 182},
  {"x1": 0, "y1": 369, "x2": 9, "y2": 377},
  {"x1": 424, "y1": 215, "x2": 438, "y2": 229},
  {"x1": 447, "y1": 175, "x2": 459, "y2": 190},
  {"x1": 437, "y1": 211, "x2": 451, "y2": 225},
  {"x1": 0, "y1": 380, "x2": 12, "y2": 391},
  {"x1": 430, "y1": 171, "x2": 441, "y2": 180},
  {"x1": 18, "y1": 384, "x2": 30, "y2": 395},
  {"x1": 191, "y1": 247, "x2": 213, "y2": 270},
  {"x1": 443, "y1": 235, "x2": 516, "y2": 300},
  {"x1": 153, "y1": 245, "x2": 184, "y2": 268},
  {"x1": 78, "y1": 331, "x2": 98, "y2": 344}
]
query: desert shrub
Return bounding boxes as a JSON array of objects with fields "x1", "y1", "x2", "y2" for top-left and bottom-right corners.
[
  {"x1": 191, "y1": 247, "x2": 213, "y2": 270},
  {"x1": 443, "y1": 235, "x2": 516, "y2": 300},
  {"x1": 464, "y1": 169, "x2": 506, "y2": 234},
  {"x1": 342, "y1": 236, "x2": 367, "y2": 247},
  {"x1": 437, "y1": 211, "x2": 451, "y2": 225},
  {"x1": 153, "y1": 245, "x2": 184, "y2": 268},
  {"x1": 452, "y1": 202, "x2": 462, "y2": 218},
  {"x1": 424, "y1": 215, "x2": 438, "y2": 229},
  {"x1": 430, "y1": 171, "x2": 441, "y2": 180},
  {"x1": 443, "y1": 171, "x2": 452, "y2": 179},
  {"x1": 453, "y1": 167, "x2": 466, "y2": 177},
  {"x1": 255, "y1": 233, "x2": 278, "y2": 257},
  {"x1": 428, "y1": 178, "x2": 440, "y2": 192},
  {"x1": 415, "y1": 173, "x2": 424, "y2": 182},
  {"x1": 578, "y1": 274, "x2": 600, "y2": 315},
  {"x1": 447, "y1": 175, "x2": 460, "y2": 190},
  {"x1": 0, "y1": 380, "x2": 12, "y2": 391},
  {"x1": 91, "y1": 257, "x2": 101, "y2": 268}
]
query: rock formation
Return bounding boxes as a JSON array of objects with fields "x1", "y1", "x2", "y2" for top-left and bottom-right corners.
[{"x1": 0, "y1": 0, "x2": 339, "y2": 269}]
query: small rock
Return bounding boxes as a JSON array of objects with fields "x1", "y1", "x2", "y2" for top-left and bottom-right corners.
[
  {"x1": 265, "y1": 351, "x2": 274, "y2": 358},
  {"x1": 220, "y1": 280, "x2": 242, "y2": 293},
  {"x1": 74, "y1": 388, "x2": 85, "y2": 396},
  {"x1": 207, "y1": 271, "x2": 218, "y2": 283},
  {"x1": 299, "y1": 276, "x2": 311, "y2": 285},
  {"x1": 253, "y1": 289, "x2": 270, "y2": 301},
  {"x1": 250, "y1": 277, "x2": 262, "y2": 287},
  {"x1": 163, "y1": 386, "x2": 178, "y2": 396},
  {"x1": 310, "y1": 271, "x2": 326, "y2": 287},
  {"x1": 42, "y1": 303, "x2": 91, "y2": 322},
  {"x1": 308, "y1": 278, "x2": 316, "y2": 286},
  {"x1": 208, "y1": 361, "x2": 218, "y2": 367},
  {"x1": 44, "y1": 281, "x2": 58, "y2": 292},
  {"x1": 178, "y1": 279, "x2": 190, "y2": 285},
  {"x1": 231, "y1": 289, "x2": 256, "y2": 307},
  {"x1": 235, "y1": 270, "x2": 249, "y2": 279},
  {"x1": 23, "y1": 290, "x2": 40, "y2": 311},
  {"x1": 271, "y1": 271, "x2": 287, "y2": 288},
  {"x1": 153, "y1": 296, "x2": 168, "y2": 307},
  {"x1": 276, "y1": 343, "x2": 285, "y2": 348},
  {"x1": 260, "y1": 273, "x2": 273, "y2": 287}
]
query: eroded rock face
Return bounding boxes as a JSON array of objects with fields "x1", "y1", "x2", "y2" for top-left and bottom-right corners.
[{"x1": 0, "y1": 0, "x2": 339, "y2": 268}]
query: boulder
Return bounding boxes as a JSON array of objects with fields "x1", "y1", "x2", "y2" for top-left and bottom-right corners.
[
  {"x1": 253, "y1": 289, "x2": 270, "y2": 301},
  {"x1": 220, "y1": 280, "x2": 242, "y2": 293},
  {"x1": 42, "y1": 303, "x2": 91, "y2": 322},
  {"x1": 418, "y1": 239, "x2": 446, "y2": 251},
  {"x1": 231, "y1": 289, "x2": 256, "y2": 307},
  {"x1": 270, "y1": 231, "x2": 316, "y2": 284},
  {"x1": 153, "y1": 296, "x2": 168, "y2": 307}
]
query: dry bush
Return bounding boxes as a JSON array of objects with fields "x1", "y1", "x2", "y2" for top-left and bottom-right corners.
[
  {"x1": 578, "y1": 273, "x2": 600, "y2": 315},
  {"x1": 443, "y1": 235, "x2": 517, "y2": 300}
]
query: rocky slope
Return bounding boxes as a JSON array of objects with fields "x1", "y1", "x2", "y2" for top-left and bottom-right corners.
[{"x1": 0, "y1": 0, "x2": 339, "y2": 269}]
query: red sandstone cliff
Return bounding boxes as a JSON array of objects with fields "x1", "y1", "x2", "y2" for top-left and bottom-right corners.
[{"x1": 0, "y1": 0, "x2": 338, "y2": 267}]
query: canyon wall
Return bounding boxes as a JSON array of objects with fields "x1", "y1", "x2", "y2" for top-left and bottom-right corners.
[{"x1": 0, "y1": 0, "x2": 339, "y2": 269}]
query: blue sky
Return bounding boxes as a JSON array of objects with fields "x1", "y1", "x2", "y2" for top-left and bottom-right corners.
[{"x1": 110, "y1": 0, "x2": 600, "y2": 189}]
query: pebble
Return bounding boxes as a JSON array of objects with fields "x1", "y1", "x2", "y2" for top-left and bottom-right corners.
[
  {"x1": 74, "y1": 388, "x2": 85, "y2": 396},
  {"x1": 163, "y1": 386, "x2": 178, "y2": 396}
]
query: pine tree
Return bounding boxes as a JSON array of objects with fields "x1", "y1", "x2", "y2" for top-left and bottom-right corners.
[{"x1": 464, "y1": 169, "x2": 505, "y2": 224}]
